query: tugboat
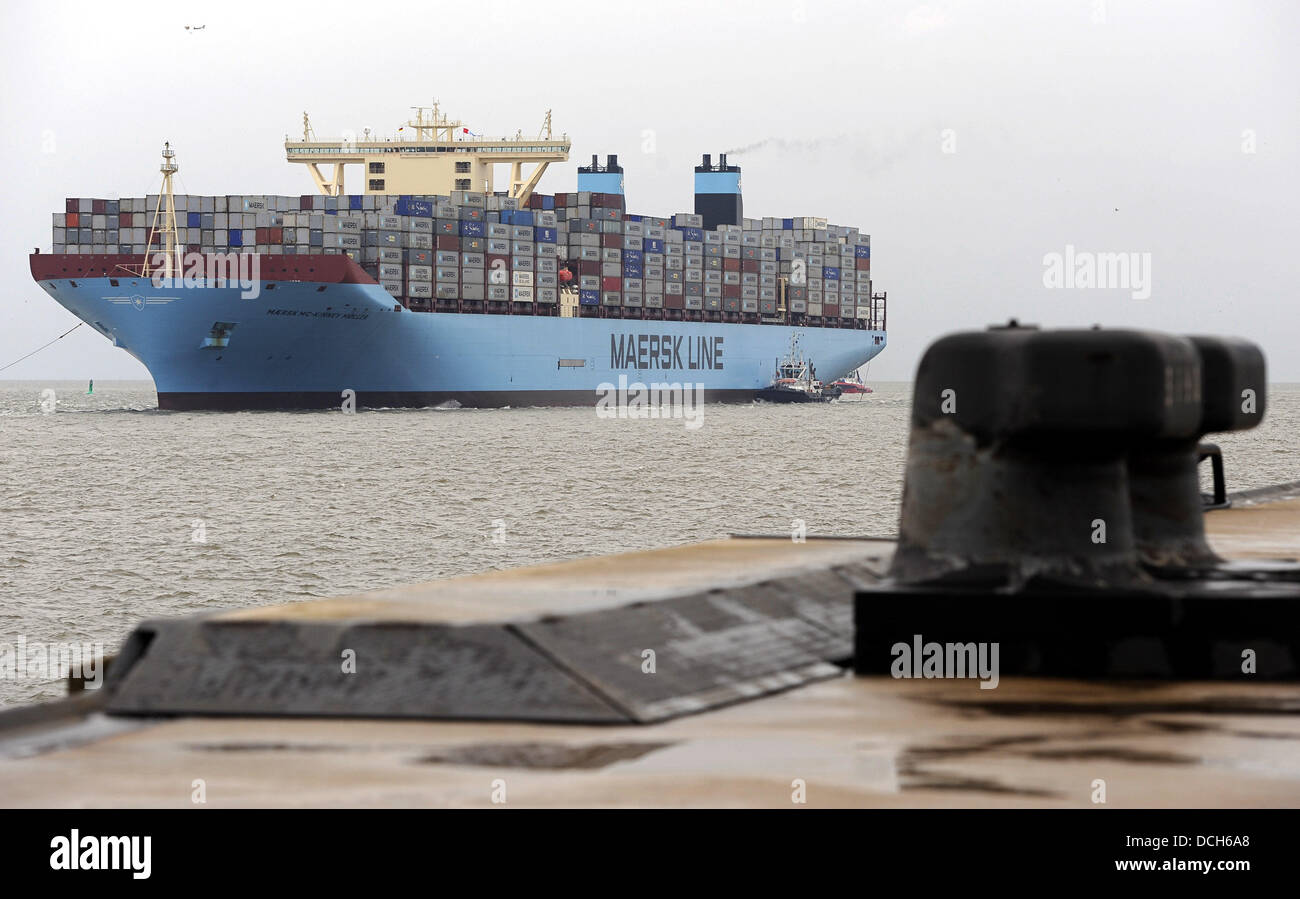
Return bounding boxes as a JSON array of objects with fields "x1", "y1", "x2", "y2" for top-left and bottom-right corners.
[
  {"x1": 828, "y1": 368, "x2": 872, "y2": 396},
  {"x1": 756, "y1": 334, "x2": 841, "y2": 403}
]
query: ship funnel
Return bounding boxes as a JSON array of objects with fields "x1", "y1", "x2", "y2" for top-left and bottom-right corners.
[
  {"x1": 576, "y1": 153, "x2": 625, "y2": 196},
  {"x1": 889, "y1": 323, "x2": 1264, "y2": 585},
  {"x1": 694, "y1": 152, "x2": 742, "y2": 230}
]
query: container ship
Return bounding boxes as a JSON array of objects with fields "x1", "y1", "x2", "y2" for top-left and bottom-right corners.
[{"x1": 29, "y1": 105, "x2": 887, "y2": 410}]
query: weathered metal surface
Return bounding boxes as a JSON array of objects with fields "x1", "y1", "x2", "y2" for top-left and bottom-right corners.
[
  {"x1": 516, "y1": 575, "x2": 858, "y2": 722},
  {"x1": 892, "y1": 326, "x2": 1264, "y2": 583},
  {"x1": 105, "y1": 619, "x2": 627, "y2": 722},
  {"x1": 870, "y1": 328, "x2": 1290, "y2": 680},
  {"x1": 97, "y1": 543, "x2": 886, "y2": 723},
  {"x1": 1128, "y1": 337, "x2": 1266, "y2": 566}
]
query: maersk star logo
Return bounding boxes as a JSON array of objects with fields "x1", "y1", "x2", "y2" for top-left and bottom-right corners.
[{"x1": 103, "y1": 294, "x2": 177, "y2": 310}]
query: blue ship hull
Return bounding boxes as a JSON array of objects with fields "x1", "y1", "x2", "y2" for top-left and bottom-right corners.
[{"x1": 35, "y1": 275, "x2": 886, "y2": 409}]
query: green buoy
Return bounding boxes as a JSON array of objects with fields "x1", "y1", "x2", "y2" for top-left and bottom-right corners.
[{"x1": 87, "y1": 379, "x2": 93, "y2": 395}]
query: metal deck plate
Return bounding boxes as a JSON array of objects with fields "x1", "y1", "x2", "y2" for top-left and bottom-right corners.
[
  {"x1": 105, "y1": 619, "x2": 627, "y2": 722},
  {"x1": 101, "y1": 553, "x2": 880, "y2": 724}
]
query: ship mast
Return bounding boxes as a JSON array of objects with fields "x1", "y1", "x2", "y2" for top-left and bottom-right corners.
[{"x1": 143, "y1": 142, "x2": 181, "y2": 280}]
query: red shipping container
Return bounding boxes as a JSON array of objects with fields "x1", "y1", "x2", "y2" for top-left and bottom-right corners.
[
  {"x1": 600, "y1": 233, "x2": 623, "y2": 249},
  {"x1": 856, "y1": 259, "x2": 870, "y2": 271},
  {"x1": 65, "y1": 198, "x2": 78, "y2": 214},
  {"x1": 66, "y1": 212, "x2": 79, "y2": 227},
  {"x1": 741, "y1": 259, "x2": 759, "y2": 273},
  {"x1": 270, "y1": 227, "x2": 283, "y2": 243},
  {"x1": 723, "y1": 257, "x2": 741, "y2": 271},
  {"x1": 577, "y1": 260, "x2": 601, "y2": 276},
  {"x1": 92, "y1": 199, "x2": 106, "y2": 214},
  {"x1": 723, "y1": 284, "x2": 741, "y2": 298},
  {"x1": 300, "y1": 195, "x2": 315, "y2": 211},
  {"x1": 255, "y1": 228, "x2": 268, "y2": 243},
  {"x1": 664, "y1": 294, "x2": 685, "y2": 309},
  {"x1": 602, "y1": 276, "x2": 621, "y2": 291},
  {"x1": 437, "y1": 235, "x2": 460, "y2": 250},
  {"x1": 119, "y1": 213, "x2": 132, "y2": 228},
  {"x1": 823, "y1": 304, "x2": 840, "y2": 317}
]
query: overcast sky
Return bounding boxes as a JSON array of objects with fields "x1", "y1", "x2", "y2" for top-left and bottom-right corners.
[{"x1": 2, "y1": 0, "x2": 1296, "y2": 381}]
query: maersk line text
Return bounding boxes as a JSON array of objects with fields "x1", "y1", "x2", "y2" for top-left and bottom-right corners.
[{"x1": 611, "y1": 334, "x2": 724, "y2": 370}]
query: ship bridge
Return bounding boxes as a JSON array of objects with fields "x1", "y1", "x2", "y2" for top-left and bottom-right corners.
[{"x1": 285, "y1": 104, "x2": 570, "y2": 203}]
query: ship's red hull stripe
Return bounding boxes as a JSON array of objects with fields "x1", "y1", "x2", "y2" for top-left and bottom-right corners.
[{"x1": 28, "y1": 253, "x2": 377, "y2": 285}]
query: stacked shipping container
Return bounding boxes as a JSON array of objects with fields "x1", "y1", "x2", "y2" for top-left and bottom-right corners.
[{"x1": 49, "y1": 192, "x2": 876, "y2": 326}]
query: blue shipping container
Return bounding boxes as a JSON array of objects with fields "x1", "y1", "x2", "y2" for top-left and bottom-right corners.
[
  {"x1": 228, "y1": 229, "x2": 243, "y2": 247},
  {"x1": 644, "y1": 238, "x2": 664, "y2": 253},
  {"x1": 783, "y1": 219, "x2": 794, "y2": 230},
  {"x1": 187, "y1": 212, "x2": 201, "y2": 228},
  {"x1": 678, "y1": 227, "x2": 704, "y2": 243},
  {"x1": 622, "y1": 263, "x2": 643, "y2": 278},
  {"x1": 459, "y1": 220, "x2": 486, "y2": 237},
  {"x1": 854, "y1": 245, "x2": 871, "y2": 259},
  {"x1": 623, "y1": 248, "x2": 643, "y2": 264},
  {"x1": 396, "y1": 198, "x2": 434, "y2": 218},
  {"x1": 824, "y1": 267, "x2": 839, "y2": 281},
  {"x1": 579, "y1": 289, "x2": 600, "y2": 306},
  {"x1": 513, "y1": 211, "x2": 534, "y2": 226},
  {"x1": 534, "y1": 227, "x2": 557, "y2": 243},
  {"x1": 349, "y1": 195, "x2": 363, "y2": 210},
  {"x1": 540, "y1": 195, "x2": 555, "y2": 210}
]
